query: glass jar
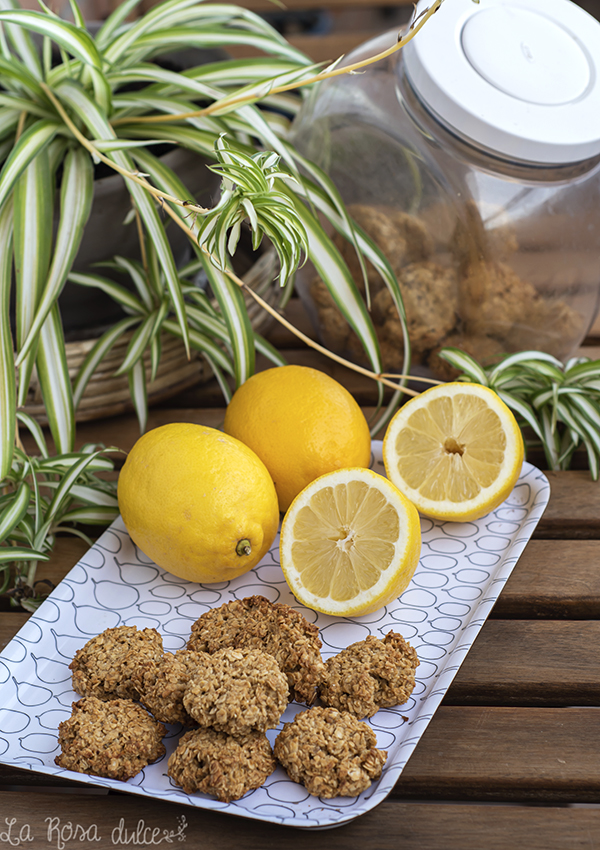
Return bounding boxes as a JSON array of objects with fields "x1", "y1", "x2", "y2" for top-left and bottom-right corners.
[{"x1": 290, "y1": 0, "x2": 600, "y2": 379}]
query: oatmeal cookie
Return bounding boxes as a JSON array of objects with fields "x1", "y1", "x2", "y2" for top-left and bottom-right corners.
[
  {"x1": 55, "y1": 696, "x2": 166, "y2": 781},
  {"x1": 137, "y1": 650, "x2": 208, "y2": 726},
  {"x1": 319, "y1": 632, "x2": 419, "y2": 719},
  {"x1": 183, "y1": 647, "x2": 288, "y2": 735},
  {"x1": 274, "y1": 706, "x2": 387, "y2": 798},
  {"x1": 187, "y1": 595, "x2": 325, "y2": 704},
  {"x1": 168, "y1": 726, "x2": 276, "y2": 802},
  {"x1": 70, "y1": 625, "x2": 164, "y2": 701}
]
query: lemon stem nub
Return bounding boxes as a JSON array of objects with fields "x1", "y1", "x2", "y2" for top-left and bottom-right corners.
[{"x1": 236, "y1": 538, "x2": 252, "y2": 557}]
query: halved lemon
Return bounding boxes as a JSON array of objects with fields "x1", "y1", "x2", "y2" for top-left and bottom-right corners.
[
  {"x1": 383, "y1": 382, "x2": 524, "y2": 522},
  {"x1": 279, "y1": 467, "x2": 422, "y2": 617}
]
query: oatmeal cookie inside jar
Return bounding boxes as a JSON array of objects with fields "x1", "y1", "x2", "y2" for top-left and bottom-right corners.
[{"x1": 291, "y1": 0, "x2": 600, "y2": 379}]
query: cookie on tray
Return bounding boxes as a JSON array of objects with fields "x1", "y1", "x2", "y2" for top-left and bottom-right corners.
[
  {"x1": 183, "y1": 646, "x2": 288, "y2": 735},
  {"x1": 186, "y1": 595, "x2": 325, "y2": 704},
  {"x1": 70, "y1": 625, "x2": 164, "y2": 701},
  {"x1": 319, "y1": 631, "x2": 419, "y2": 719},
  {"x1": 137, "y1": 649, "x2": 209, "y2": 726},
  {"x1": 168, "y1": 726, "x2": 276, "y2": 802},
  {"x1": 55, "y1": 696, "x2": 166, "y2": 781},
  {"x1": 274, "y1": 706, "x2": 387, "y2": 798}
]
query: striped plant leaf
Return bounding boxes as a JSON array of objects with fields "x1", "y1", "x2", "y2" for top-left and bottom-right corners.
[
  {"x1": 285, "y1": 190, "x2": 383, "y2": 377},
  {"x1": 162, "y1": 318, "x2": 234, "y2": 374},
  {"x1": 0, "y1": 10, "x2": 101, "y2": 68},
  {"x1": 0, "y1": 119, "x2": 58, "y2": 212},
  {"x1": 15, "y1": 145, "x2": 94, "y2": 367},
  {"x1": 0, "y1": 0, "x2": 42, "y2": 78},
  {"x1": 436, "y1": 348, "x2": 489, "y2": 386},
  {"x1": 36, "y1": 453, "x2": 114, "y2": 472},
  {"x1": 94, "y1": 0, "x2": 144, "y2": 50},
  {"x1": 57, "y1": 505, "x2": 120, "y2": 524},
  {"x1": 0, "y1": 197, "x2": 15, "y2": 479},
  {"x1": 67, "y1": 270, "x2": 146, "y2": 314},
  {"x1": 0, "y1": 547, "x2": 50, "y2": 563},
  {"x1": 0, "y1": 480, "x2": 30, "y2": 543},
  {"x1": 16, "y1": 411, "x2": 49, "y2": 458},
  {"x1": 54, "y1": 79, "x2": 191, "y2": 355},
  {"x1": 126, "y1": 27, "x2": 309, "y2": 67},
  {"x1": 131, "y1": 144, "x2": 257, "y2": 384},
  {"x1": 111, "y1": 256, "x2": 154, "y2": 311},
  {"x1": 13, "y1": 143, "x2": 53, "y2": 406},
  {"x1": 41, "y1": 480, "x2": 119, "y2": 508},
  {"x1": 487, "y1": 350, "x2": 564, "y2": 382},
  {"x1": 33, "y1": 449, "x2": 115, "y2": 544},
  {"x1": 202, "y1": 351, "x2": 232, "y2": 403},
  {"x1": 496, "y1": 390, "x2": 545, "y2": 442},
  {"x1": 72, "y1": 316, "x2": 140, "y2": 410},
  {"x1": 255, "y1": 333, "x2": 287, "y2": 367},
  {"x1": 35, "y1": 303, "x2": 75, "y2": 454},
  {"x1": 128, "y1": 357, "x2": 148, "y2": 433},
  {"x1": 115, "y1": 311, "x2": 157, "y2": 375},
  {"x1": 0, "y1": 56, "x2": 45, "y2": 98}
]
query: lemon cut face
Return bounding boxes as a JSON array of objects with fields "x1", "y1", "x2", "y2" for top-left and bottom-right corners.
[
  {"x1": 383, "y1": 383, "x2": 524, "y2": 522},
  {"x1": 280, "y1": 467, "x2": 422, "y2": 617}
]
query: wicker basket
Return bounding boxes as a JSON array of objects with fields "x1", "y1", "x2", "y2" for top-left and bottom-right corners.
[{"x1": 23, "y1": 248, "x2": 281, "y2": 424}]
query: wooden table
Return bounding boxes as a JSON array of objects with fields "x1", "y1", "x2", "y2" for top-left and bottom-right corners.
[{"x1": 2, "y1": 304, "x2": 600, "y2": 849}]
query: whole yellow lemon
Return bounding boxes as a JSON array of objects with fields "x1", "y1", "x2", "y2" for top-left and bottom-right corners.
[
  {"x1": 223, "y1": 365, "x2": 372, "y2": 512},
  {"x1": 117, "y1": 423, "x2": 280, "y2": 583}
]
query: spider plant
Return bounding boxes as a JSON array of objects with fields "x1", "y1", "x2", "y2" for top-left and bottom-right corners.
[
  {"x1": 438, "y1": 348, "x2": 600, "y2": 479},
  {"x1": 0, "y1": 0, "x2": 444, "y2": 605}
]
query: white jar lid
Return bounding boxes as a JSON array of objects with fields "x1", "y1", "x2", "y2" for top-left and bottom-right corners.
[{"x1": 403, "y1": 0, "x2": 600, "y2": 164}]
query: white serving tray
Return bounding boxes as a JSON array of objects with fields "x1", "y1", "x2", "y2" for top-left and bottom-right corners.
[{"x1": 0, "y1": 443, "x2": 550, "y2": 828}]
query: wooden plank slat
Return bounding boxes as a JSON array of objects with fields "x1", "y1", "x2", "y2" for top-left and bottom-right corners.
[
  {"x1": 534, "y1": 471, "x2": 600, "y2": 539},
  {"x1": 0, "y1": 790, "x2": 598, "y2": 850},
  {"x1": 492, "y1": 539, "x2": 600, "y2": 618},
  {"x1": 395, "y1": 706, "x2": 600, "y2": 802},
  {"x1": 446, "y1": 620, "x2": 600, "y2": 705}
]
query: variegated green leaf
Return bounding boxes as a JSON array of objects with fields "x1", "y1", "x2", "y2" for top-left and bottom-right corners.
[
  {"x1": 94, "y1": 0, "x2": 144, "y2": 50},
  {"x1": 0, "y1": 547, "x2": 50, "y2": 563},
  {"x1": 0, "y1": 197, "x2": 15, "y2": 479},
  {"x1": 13, "y1": 143, "x2": 53, "y2": 406},
  {"x1": 16, "y1": 411, "x2": 49, "y2": 457},
  {"x1": 0, "y1": 480, "x2": 30, "y2": 543},
  {"x1": 16, "y1": 144, "x2": 93, "y2": 366},
  {"x1": 128, "y1": 357, "x2": 148, "y2": 433},
  {"x1": 72, "y1": 316, "x2": 140, "y2": 409},
  {"x1": 200, "y1": 252, "x2": 254, "y2": 387},
  {"x1": 41, "y1": 480, "x2": 119, "y2": 507},
  {"x1": 36, "y1": 453, "x2": 114, "y2": 472},
  {"x1": 35, "y1": 303, "x2": 75, "y2": 454},
  {"x1": 0, "y1": 119, "x2": 58, "y2": 212},
  {"x1": 115, "y1": 311, "x2": 157, "y2": 375},
  {"x1": 0, "y1": 0, "x2": 42, "y2": 77},
  {"x1": 285, "y1": 191, "x2": 383, "y2": 377},
  {"x1": 34, "y1": 449, "x2": 112, "y2": 544},
  {"x1": 67, "y1": 270, "x2": 146, "y2": 314},
  {"x1": 436, "y1": 347, "x2": 489, "y2": 386},
  {"x1": 58, "y1": 505, "x2": 120, "y2": 524},
  {"x1": 162, "y1": 318, "x2": 234, "y2": 374},
  {"x1": 0, "y1": 10, "x2": 101, "y2": 68}
]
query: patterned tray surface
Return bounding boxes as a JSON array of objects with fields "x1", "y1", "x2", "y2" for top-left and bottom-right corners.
[{"x1": 0, "y1": 444, "x2": 550, "y2": 828}]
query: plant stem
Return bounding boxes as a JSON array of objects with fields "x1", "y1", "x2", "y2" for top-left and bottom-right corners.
[{"x1": 111, "y1": 0, "x2": 443, "y2": 127}]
